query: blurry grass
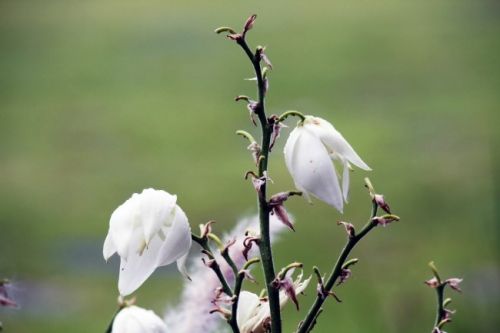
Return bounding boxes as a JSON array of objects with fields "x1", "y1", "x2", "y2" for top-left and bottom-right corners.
[{"x1": 0, "y1": 0, "x2": 499, "y2": 332}]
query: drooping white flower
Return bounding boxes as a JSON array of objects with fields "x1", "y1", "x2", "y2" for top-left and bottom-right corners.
[
  {"x1": 112, "y1": 305, "x2": 167, "y2": 333},
  {"x1": 103, "y1": 188, "x2": 192, "y2": 296},
  {"x1": 284, "y1": 115, "x2": 371, "y2": 212},
  {"x1": 237, "y1": 272, "x2": 311, "y2": 333}
]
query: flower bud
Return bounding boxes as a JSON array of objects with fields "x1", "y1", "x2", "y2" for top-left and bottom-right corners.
[
  {"x1": 111, "y1": 305, "x2": 167, "y2": 333},
  {"x1": 445, "y1": 278, "x2": 463, "y2": 293},
  {"x1": 243, "y1": 14, "x2": 257, "y2": 35}
]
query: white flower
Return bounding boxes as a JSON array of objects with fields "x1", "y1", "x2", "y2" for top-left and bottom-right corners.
[
  {"x1": 236, "y1": 272, "x2": 311, "y2": 333},
  {"x1": 284, "y1": 115, "x2": 371, "y2": 212},
  {"x1": 112, "y1": 305, "x2": 167, "y2": 333},
  {"x1": 103, "y1": 188, "x2": 192, "y2": 296}
]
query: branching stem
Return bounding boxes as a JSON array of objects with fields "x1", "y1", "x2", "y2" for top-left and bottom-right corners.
[{"x1": 297, "y1": 202, "x2": 379, "y2": 333}]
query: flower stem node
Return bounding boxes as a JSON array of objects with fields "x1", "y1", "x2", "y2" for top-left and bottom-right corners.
[
  {"x1": 313, "y1": 267, "x2": 342, "y2": 303},
  {"x1": 337, "y1": 221, "x2": 355, "y2": 238}
]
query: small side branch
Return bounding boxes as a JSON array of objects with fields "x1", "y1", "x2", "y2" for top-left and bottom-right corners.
[{"x1": 297, "y1": 202, "x2": 379, "y2": 333}]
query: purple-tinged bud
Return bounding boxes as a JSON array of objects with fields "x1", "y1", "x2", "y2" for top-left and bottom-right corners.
[
  {"x1": 316, "y1": 283, "x2": 341, "y2": 303},
  {"x1": 243, "y1": 14, "x2": 257, "y2": 35},
  {"x1": 445, "y1": 278, "x2": 463, "y2": 293},
  {"x1": 247, "y1": 142, "x2": 261, "y2": 165},
  {"x1": 424, "y1": 277, "x2": 440, "y2": 288},
  {"x1": 256, "y1": 46, "x2": 273, "y2": 70},
  {"x1": 443, "y1": 307, "x2": 456, "y2": 321},
  {"x1": 372, "y1": 214, "x2": 400, "y2": 227},
  {"x1": 269, "y1": 191, "x2": 301, "y2": 231},
  {"x1": 373, "y1": 194, "x2": 391, "y2": 214},
  {"x1": 240, "y1": 269, "x2": 257, "y2": 283},
  {"x1": 242, "y1": 236, "x2": 260, "y2": 260},
  {"x1": 269, "y1": 192, "x2": 291, "y2": 205},
  {"x1": 337, "y1": 268, "x2": 352, "y2": 286},
  {"x1": 271, "y1": 205, "x2": 295, "y2": 231},
  {"x1": 252, "y1": 177, "x2": 265, "y2": 193},
  {"x1": 268, "y1": 115, "x2": 285, "y2": 151},
  {"x1": 245, "y1": 171, "x2": 267, "y2": 198},
  {"x1": 272, "y1": 276, "x2": 300, "y2": 310},
  {"x1": 337, "y1": 221, "x2": 355, "y2": 238},
  {"x1": 246, "y1": 101, "x2": 259, "y2": 126},
  {"x1": 200, "y1": 220, "x2": 216, "y2": 238}
]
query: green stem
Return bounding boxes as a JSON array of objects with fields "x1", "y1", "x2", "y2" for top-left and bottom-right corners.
[
  {"x1": 229, "y1": 271, "x2": 246, "y2": 330},
  {"x1": 297, "y1": 202, "x2": 379, "y2": 333},
  {"x1": 192, "y1": 234, "x2": 239, "y2": 333},
  {"x1": 434, "y1": 285, "x2": 446, "y2": 328},
  {"x1": 236, "y1": 37, "x2": 281, "y2": 333},
  {"x1": 191, "y1": 234, "x2": 233, "y2": 297}
]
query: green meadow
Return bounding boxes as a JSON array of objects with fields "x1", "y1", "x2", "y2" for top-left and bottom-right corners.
[{"x1": 0, "y1": 0, "x2": 498, "y2": 332}]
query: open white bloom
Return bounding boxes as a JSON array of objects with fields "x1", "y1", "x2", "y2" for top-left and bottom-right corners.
[
  {"x1": 103, "y1": 188, "x2": 192, "y2": 296},
  {"x1": 284, "y1": 115, "x2": 371, "y2": 212},
  {"x1": 112, "y1": 305, "x2": 167, "y2": 333},
  {"x1": 237, "y1": 272, "x2": 311, "y2": 333}
]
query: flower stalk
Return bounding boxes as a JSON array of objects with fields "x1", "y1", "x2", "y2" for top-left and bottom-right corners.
[
  {"x1": 298, "y1": 178, "x2": 388, "y2": 333},
  {"x1": 230, "y1": 16, "x2": 282, "y2": 333}
]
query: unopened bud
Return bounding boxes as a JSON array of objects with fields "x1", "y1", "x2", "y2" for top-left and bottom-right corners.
[
  {"x1": 372, "y1": 214, "x2": 400, "y2": 227},
  {"x1": 424, "y1": 277, "x2": 440, "y2": 288},
  {"x1": 445, "y1": 278, "x2": 463, "y2": 293},
  {"x1": 337, "y1": 221, "x2": 355, "y2": 237},
  {"x1": 243, "y1": 14, "x2": 257, "y2": 34},
  {"x1": 373, "y1": 194, "x2": 391, "y2": 214}
]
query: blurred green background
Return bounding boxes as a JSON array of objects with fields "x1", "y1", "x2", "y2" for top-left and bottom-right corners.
[{"x1": 1, "y1": 0, "x2": 499, "y2": 332}]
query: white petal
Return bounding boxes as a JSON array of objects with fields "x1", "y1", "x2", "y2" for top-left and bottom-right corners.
[
  {"x1": 285, "y1": 126, "x2": 343, "y2": 212},
  {"x1": 112, "y1": 306, "x2": 167, "y2": 333},
  {"x1": 103, "y1": 232, "x2": 117, "y2": 260},
  {"x1": 138, "y1": 189, "x2": 177, "y2": 245},
  {"x1": 109, "y1": 194, "x2": 141, "y2": 259},
  {"x1": 237, "y1": 291, "x2": 262, "y2": 333},
  {"x1": 305, "y1": 116, "x2": 371, "y2": 171},
  {"x1": 156, "y1": 205, "x2": 192, "y2": 267},
  {"x1": 118, "y1": 231, "x2": 162, "y2": 296},
  {"x1": 176, "y1": 252, "x2": 190, "y2": 280},
  {"x1": 342, "y1": 161, "x2": 350, "y2": 202}
]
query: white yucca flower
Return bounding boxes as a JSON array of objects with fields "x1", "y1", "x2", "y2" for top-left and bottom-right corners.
[
  {"x1": 112, "y1": 305, "x2": 167, "y2": 333},
  {"x1": 103, "y1": 188, "x2": 192, "y2": 296},
  {"x1": 164, "y1": 214, "x2": 287, "y2": 333},
  {"x1": 284, "y1": 115, "x2": 371, "y2": 212}
]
